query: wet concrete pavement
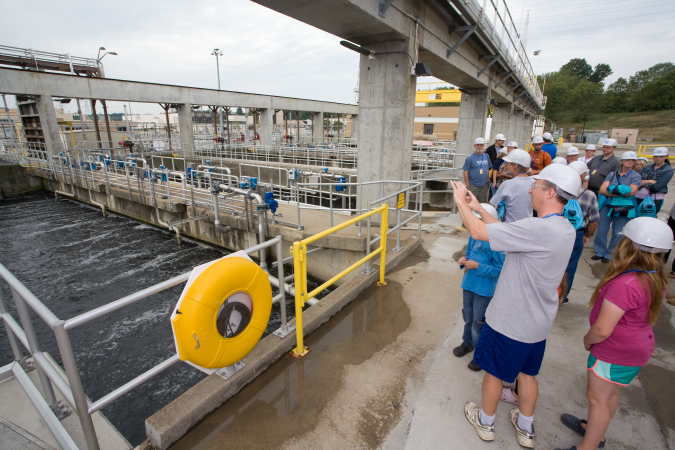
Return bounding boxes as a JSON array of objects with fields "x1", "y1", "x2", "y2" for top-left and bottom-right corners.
[{"x1": 171, "y1": 201, "x2": 675, "y2": 449}]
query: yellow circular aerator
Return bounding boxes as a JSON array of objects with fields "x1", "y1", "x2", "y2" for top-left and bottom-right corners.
[{"x1": 172, "y1": 256, "x2": 272, "y2": 368}]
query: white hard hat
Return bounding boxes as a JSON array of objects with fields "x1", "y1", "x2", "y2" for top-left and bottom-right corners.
[
  {"x1": 543, "y1": 132, "x2": 553, "y2": 141},
  {"x1": 621, "y1": 151, "x2": 638, "y2": 160},
  {"x1": 552, "y1": 157, "x2": 568, "y2": 165},
  {"x1": 495, "y1": 133, "x2": 505, "y2": 141},
  {"x1": 474, "y1": 137, "x2": 486, "y2": 145},
  {"x1": 507, "y1": 141, "x2": 518, "y2": 148},
  {"x1": 499, "y1": 147, "x2": 508, "y2": 154},
  {"x1": 586, "y1": 144, "x2": 596, "y2": 151},
  {"x1": 653, "y1": 147, "x2": 669, "y2": 156},
  {"x1": 474, "y1": 203, "x2": 499, "y2": 220},
  {"x1": 568, "y1": 161, "x2": 589, "y2": 176},
  {"x1": 502, "y1": 148, "x2": 531, "y2": 167},
  {"x1": 619, "y1": 217, "x2": 674, "y2": 253},
  {"x1": 637, "y1": 157, "x2": 649, "y2": 163},
  {"x1": 566, "y1": 146, "x2": 580, "y2": 156},
  {"x1": 532, "y1": 164, "x2": 582, "y2": 199},
  {"x1": 603, "y1": 138, "x2": 618, "y2": 147},
  {"x1": 532, "y1": 136, "x2": 544, "y2": 144}
]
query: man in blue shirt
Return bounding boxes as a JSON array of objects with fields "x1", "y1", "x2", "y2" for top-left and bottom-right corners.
[
  {"x1": 542, "y1": 132, "x2": 557, "y2": 160},
  {"x1": 463, "y1": 137, "x2": 491, "y2": 202}
]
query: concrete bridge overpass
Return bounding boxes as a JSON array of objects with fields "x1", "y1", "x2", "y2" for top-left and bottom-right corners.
[
  {"x1": 0, "y1": 67, "x2": 358, "y2": 155},
  {"x1": 253, "y1": 0, "x2": 543, "y2": 204}
]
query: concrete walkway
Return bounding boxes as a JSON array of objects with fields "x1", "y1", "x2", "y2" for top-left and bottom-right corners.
[{"x1": 171, "y1": 192, "x2": 675, "y2": 450}]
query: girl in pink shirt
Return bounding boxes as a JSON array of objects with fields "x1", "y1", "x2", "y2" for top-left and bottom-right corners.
[{"x1": 557, "y1": 217, "x2": 673, "y2": 450}]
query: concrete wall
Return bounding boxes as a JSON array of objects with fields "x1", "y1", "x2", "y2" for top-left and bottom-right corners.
[{"x1": 0, "y1": 163, "x2": 44, "y2": 198}]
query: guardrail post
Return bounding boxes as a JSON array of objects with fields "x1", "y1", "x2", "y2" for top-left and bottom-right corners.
[
  {"x1": 377, "y1": 206, "x2": 388, "y2": 287},
  {"x1": 290, "y1": 242, "x2": 310, "y2": 359},
  {"x1": 0, "y1": 287, "x2": 24, "y2": 361},
  {"x1": 53, "y1": 320, "x2": 100, "y2": 450},
  {"x1": 361, "y1": 202, "x2": 376, "y2": 275},
  {"x1": 11, "y1": 288, "x2": 59, "y2": 408},
  {"x1": 393, "y1": 207, "x2": 403, "y2": 252}
]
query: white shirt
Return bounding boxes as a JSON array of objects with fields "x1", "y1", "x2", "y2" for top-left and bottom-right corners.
[{"x1": 579, "y1": 156, "x2": 594, "y2": 164}]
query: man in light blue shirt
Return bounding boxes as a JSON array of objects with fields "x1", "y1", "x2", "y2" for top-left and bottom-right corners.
[{"x1": 463, "y1": 137, "x2": 491, "y2": 202}]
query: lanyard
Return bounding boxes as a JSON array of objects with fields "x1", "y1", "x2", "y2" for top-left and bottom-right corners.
[
  {"x1": 621, "y1": 269, "x2": 656, "y2": 274},
  {"x1": 542, "y1": 213, "x2": 563, "y2": 219},
  {"x1": 515, "y1": 172, "x2": 526, "y2": 177},
  {"x1": 616, "y1": 169, "x2": 633, "y2": 185}
]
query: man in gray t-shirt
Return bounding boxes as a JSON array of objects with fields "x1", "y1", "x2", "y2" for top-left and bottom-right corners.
[
  {"x1": 450, "y1": 163, "x2": 580, "y2": 448},
  {"x1": 490, "y1": 149, "x2": 533, "y2": 222}
]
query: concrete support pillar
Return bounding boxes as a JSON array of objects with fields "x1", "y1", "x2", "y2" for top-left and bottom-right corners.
[
  {"x1": 507, "y1": 110, "x2": 522, "y2": 147},
  {"x1": 311, "y1": 112, "x2": 323, "y2": 143},
  {"x1": 522, "y1": 113, "x2": 535, "y2": 144},
  {"x1": 490, "y1": 104, "x2": 511, "y2": 143},
  {"x1": 349, "y1": 114, "x2": 359, "y2": 140},
  {"x1": 35, "y1": 95, "x2": 63, "y2": 154},
  {"x1": 357, "y1": 40, "x2": 416, "y2": 215},
  {"x1": 176, "y1": 103, "x2": 194, "y2": 150},
  {"x1": 259, "y1": 108, "x2": 274, "y2": 147},
  {"x1": 455, "y1": 89, "x2": 489, "y2": 169}
]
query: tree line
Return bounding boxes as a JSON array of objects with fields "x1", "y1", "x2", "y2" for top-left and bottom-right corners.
[{"x1": 538, "y1": 58, "x2": 675, "y2": 123}]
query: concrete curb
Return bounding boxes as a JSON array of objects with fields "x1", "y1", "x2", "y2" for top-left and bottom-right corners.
[{"x1": 144, "y1": 235, "x2": 422, "y2": 450}]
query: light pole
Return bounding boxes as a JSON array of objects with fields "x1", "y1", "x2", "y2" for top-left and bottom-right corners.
[
  {"x1": 211, "y1": 48, "x2": 224, "y2": 137},
  {"x1": 95, "y1": 47, "x2": 117, "y2": 148}
]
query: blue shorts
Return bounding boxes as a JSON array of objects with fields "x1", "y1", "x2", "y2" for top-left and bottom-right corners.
[{"x1": 474, "y1": 323, "x2": 546, "y2": 383}]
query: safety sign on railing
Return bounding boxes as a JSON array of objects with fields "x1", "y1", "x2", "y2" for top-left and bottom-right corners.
[{"x1": 397, "y1": 193, "x2": 406, "y2": 209}]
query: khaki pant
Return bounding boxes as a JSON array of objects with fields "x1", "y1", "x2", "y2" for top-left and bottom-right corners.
[{"x1": 467, "y1": 183, "x2": 489, "y2": 203}]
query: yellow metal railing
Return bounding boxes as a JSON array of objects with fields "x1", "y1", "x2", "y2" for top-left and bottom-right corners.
[
  {"x1": 637, "y1": 144, "x2": 675, "y2": 160},
  {"x1": 290, "y1": 203, "x2": 389, "y2": 358}
]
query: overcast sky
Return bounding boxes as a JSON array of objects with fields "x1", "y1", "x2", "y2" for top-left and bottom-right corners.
[{"x1": 2, "y1": 0, "x2": 673, "y2": 114}]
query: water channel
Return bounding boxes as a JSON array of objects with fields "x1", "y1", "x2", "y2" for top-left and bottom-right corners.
[{"x1": 0, "y1": 192, "x2": 330, "y2": 446}]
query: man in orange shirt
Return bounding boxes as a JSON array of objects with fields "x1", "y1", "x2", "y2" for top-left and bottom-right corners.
[{"x1": 529, "y1": 136, "x2": 551, "y2": 176}]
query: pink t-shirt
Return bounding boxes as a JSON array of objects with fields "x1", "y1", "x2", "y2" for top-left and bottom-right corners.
[{"x1": 589, "y1": 273, "x2": 658, "y2": 367}]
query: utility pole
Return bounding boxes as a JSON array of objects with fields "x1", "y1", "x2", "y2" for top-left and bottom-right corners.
[
  {"x1": 211, "y1": 48, "x2": 224, "y2": 138},
  {"x1": 581, "y1": 115, "x2": 588, "y2": 144}
]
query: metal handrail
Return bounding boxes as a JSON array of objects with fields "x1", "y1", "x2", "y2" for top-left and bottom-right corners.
[
  {"x1": 0, "y1": 235, "x2": 290, "y2": 450},
  {"x1": 289, "y1": 204, "x2": 389, "y2": 358}
]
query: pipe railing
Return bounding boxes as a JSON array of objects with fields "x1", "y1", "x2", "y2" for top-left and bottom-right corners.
[{"x1": 0, "y1": 235, "x2": 291, "y2": 450}]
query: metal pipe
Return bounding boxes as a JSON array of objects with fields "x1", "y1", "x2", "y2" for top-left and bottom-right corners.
[
  {"x1": 169, "y1": 171, "x2": 187, "y2": 190},
  {"x1": 88, "y1": 188, "x2": 106, "y2": 218},
  {"x1": 212, "y1": 192, "x2": 233, "y2": 233},
  {"x1": 88, "y1": 355, "x2": 180, "y2": 414},
  {"x1": 53, "y1": 321, "x2": 100, "y2": 450},
  {"x1": 156, "y1": 207, "x2": 181, "y2": 244}
]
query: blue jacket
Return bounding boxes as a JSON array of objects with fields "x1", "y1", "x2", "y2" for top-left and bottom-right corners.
[
  {"x1": 461, "y1": 237, "x2": 505, "y2": 297},
  {"x1": 641, "y1": 163, "x2": 674, "y2": 194}
]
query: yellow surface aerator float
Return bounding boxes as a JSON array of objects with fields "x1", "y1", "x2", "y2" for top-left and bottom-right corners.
[{"x1": 170, "y1": 251, "x2": 272, "y2": 373}]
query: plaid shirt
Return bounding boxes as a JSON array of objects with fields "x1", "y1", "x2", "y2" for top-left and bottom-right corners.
[{"x1": 578, "y1": 188, "x2": 599, "y2": 228}]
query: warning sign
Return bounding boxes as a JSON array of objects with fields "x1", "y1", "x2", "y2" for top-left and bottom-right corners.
[{"x1": 397, "y1": 192, "x2": 406, "y2": 209}]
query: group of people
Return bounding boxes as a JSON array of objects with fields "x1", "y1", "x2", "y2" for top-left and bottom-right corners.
[{"x1": 456, "y1": 134, "x2": 674, "y2": 449}]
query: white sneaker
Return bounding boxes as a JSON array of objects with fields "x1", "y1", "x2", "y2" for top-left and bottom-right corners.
[
  {"x1": 510, "y1": 408, "x2": 535, "y2": 448},
  {"x1": 464, "y1": 402, "x2": 495, "y2": 441}
]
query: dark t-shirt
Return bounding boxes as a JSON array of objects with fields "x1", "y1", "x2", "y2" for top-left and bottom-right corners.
[{"x1": 587, "y1": 155, "x2": 621, "y2": 192}]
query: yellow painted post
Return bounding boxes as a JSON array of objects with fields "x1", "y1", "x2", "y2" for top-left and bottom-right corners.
[
  {"x1": 377, "y1": 206, "x2": 388, "y2": 287},
  {"x1": 291, "y1": 241, "x2": 310, "y2": 358}
]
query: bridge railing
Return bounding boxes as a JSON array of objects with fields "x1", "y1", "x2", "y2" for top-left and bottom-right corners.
[{"x1": 0, "y1": 235, "x2": 289, "y2": 450}]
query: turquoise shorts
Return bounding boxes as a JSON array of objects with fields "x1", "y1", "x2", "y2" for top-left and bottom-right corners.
[{"x1": 587, "y1": 354, "x2": 641, "y2": 386}]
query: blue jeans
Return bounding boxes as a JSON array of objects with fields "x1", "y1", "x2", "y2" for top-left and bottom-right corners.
[
  {"x1": 565, "y1": 229, "x2": 585, "y2": 299},
  {"x1": 593, "y1": 205, "x2": 631, "y2": 259},
  {"x1": 462, "y1": 290, "x2": 492, "y2": 349}
]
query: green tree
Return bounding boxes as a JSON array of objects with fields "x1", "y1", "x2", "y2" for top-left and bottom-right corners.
[
  {"x1": 648, "y1": 62, "x2": 675, "y2": 79},
  {"x1": 235, "y1": 107, "x2": 243, "y2": 115},
  {"x1": 632, "y1": 70, "x2": 675, "y2": 111},
  {"x1": 560, "y1": 58, "x2": 593, "y2": 79},
  {"x1": 604, "y1": 77, "x2": 629, "y2": 112},
  {"x1": 538, "y1": 70, "x2": 604, "y2": 122},
  {"x1": 589, "y1": 63, "x2": 613, "y2": 83}
]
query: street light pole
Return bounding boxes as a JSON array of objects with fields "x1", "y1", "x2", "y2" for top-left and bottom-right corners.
[{"x1": 211, "y1": 48, "x2": 224, "y2": 138}]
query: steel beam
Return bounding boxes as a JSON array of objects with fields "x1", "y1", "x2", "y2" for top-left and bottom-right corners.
[
  {"x1": 446, "y1": 24, "x2": 477, "y2": 59},
  {"x1": 477, "y1": 55, "x2": 500, "y2": 78}
]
